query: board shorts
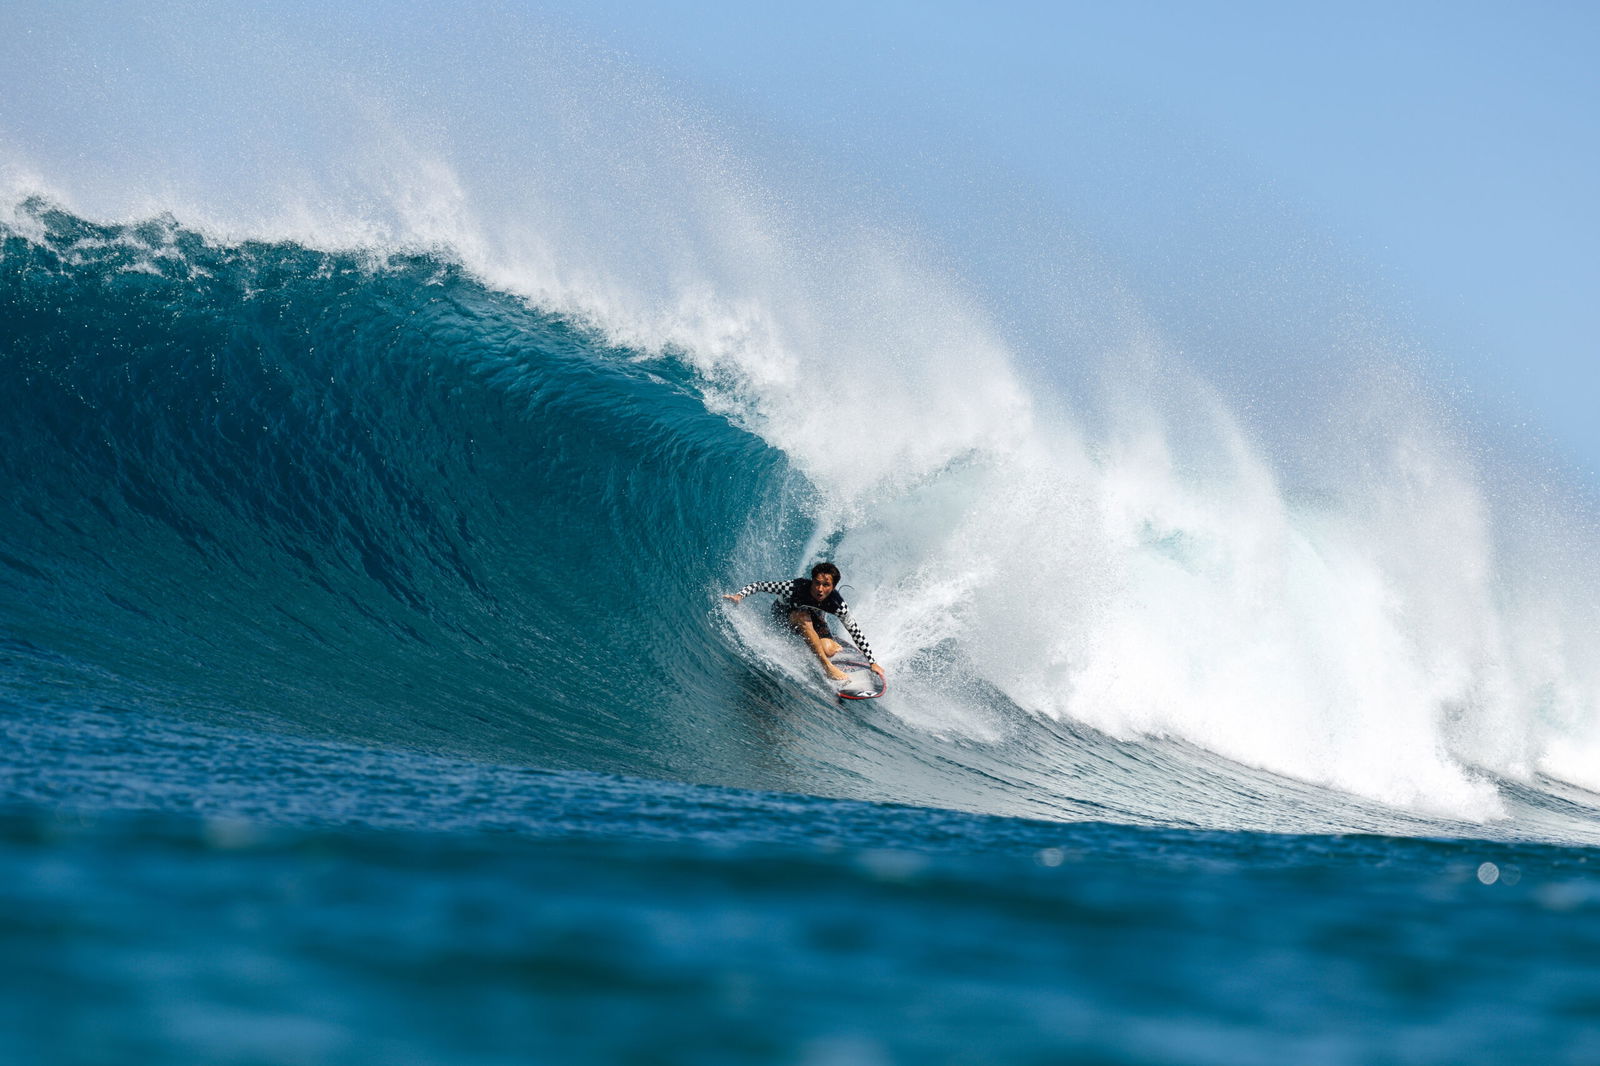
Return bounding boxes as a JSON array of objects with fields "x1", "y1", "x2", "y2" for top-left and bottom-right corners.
[{"x1": 770, "y1": 601, "x2": 832, "y2": 640}]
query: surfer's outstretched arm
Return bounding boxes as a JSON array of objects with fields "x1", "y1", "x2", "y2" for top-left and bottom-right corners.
[{"x1": 723, "y1": 580, "x2": 792, "y2": 603}]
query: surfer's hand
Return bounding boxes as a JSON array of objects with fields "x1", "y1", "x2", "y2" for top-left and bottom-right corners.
[
  {"x1": 870, "y1": 663, "x2": 885, "y2": 679},
  {"x1": 722, "y1": 593, "x2": 744, "y2": 603}
]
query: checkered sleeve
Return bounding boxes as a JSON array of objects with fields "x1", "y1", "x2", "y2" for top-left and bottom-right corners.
[
  {"x1": 733, "y1": 580, "x2": 794, "y2": 599},
  {"x1": 834, "y1": 602, "x2": 875, "y2": 665}
]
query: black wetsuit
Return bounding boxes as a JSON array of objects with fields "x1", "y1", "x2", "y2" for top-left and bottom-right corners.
[{"x1": 732, "y1": 578, "x2": 876, "y2": 665}]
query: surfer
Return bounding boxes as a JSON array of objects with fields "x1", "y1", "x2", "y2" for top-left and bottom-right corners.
[{"x1": 723, "y1": 563, "x2": 885, "y2": 685}]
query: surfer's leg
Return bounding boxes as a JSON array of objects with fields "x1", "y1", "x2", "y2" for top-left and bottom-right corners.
[
  {"x1": 790, "y1": 610, "x2": 847, "y2": 681},
  {"x1": 812, "y1": 618, "x2": 841, "y2": 658}
]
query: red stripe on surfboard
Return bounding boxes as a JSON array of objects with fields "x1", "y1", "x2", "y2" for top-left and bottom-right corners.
[{"x1": 837, "y1": 673, "x2": 887, "y2": 700}]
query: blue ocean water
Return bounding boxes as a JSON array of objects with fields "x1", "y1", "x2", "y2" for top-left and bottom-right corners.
[{"x1": 5, "y1": 199, "x2": 1600, "y2": 1064}]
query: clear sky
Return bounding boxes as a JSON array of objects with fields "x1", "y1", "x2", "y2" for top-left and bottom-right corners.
[{"x1": 543, "y1": 0, "x2": 1600, "y2": 477}]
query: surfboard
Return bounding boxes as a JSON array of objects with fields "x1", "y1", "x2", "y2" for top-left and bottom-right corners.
[{"x1": 831, "y1": 646, "x2": 886, "y2": 701}]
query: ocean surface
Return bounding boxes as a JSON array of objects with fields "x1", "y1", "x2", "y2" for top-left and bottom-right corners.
[{"x1": 6, "y1": 7, "x2": 1600, "y2": 1063}]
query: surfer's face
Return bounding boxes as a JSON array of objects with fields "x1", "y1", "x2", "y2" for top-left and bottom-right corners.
[{"x1": 810, "y1": 573, "x2": 836, "y2": 598}]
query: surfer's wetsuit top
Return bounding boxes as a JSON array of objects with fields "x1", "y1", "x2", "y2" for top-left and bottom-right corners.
[{"x1": 733, "y1": 578, "x2": 877, "y2": 665}]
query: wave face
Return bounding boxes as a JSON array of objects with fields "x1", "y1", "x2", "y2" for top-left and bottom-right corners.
[
  {"x1": 4, "y1": 199, "x2": 1600, "y2": 844},
  {"x1": 0, "y1": 203, "x2": 812, "y2": 784}
]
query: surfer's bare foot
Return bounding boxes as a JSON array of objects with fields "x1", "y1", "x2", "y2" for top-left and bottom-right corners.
[{"x1": 826, "y1": 667, "x2": 848, "y2": 682}]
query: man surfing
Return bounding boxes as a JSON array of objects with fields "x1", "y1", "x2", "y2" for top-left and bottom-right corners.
[{"x1": 723, "y1": 562, "x2": 886, "y2": 685}]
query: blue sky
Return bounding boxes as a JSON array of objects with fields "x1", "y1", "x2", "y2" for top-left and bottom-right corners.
[{"x1": 547, "y1": 0, "x2": 1600, "y2": 476}]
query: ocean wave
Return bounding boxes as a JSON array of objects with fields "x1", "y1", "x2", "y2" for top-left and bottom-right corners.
[{"x1": 5, "y1": 201, "x2": 1600, "y2": 842}]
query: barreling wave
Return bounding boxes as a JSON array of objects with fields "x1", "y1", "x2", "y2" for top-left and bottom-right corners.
[
  {"x1": 5, "y1": 199, "x2": 1600, "y2": 845},
  {"x1": 0, "y1": 201, "x2": 802, "y2": 778}
]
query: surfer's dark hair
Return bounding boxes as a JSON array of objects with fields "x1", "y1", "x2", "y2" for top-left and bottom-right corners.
[{"x1": 811, "y1": 562, "x2": 841, "y2": 583}]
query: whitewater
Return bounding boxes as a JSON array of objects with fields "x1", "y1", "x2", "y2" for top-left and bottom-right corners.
[{"x1": 5, "y1": 5, "x2": 1600, "y2": 1064}]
